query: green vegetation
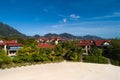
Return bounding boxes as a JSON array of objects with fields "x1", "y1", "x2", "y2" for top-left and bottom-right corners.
[
  {"x1": 0, "y1": 22, "x2": 26, "y2": 38},
  {"x1": 108, "y1": 39, "x2": 120, "y2": 66},
  {"x1": 0, "y1": 38, "x2": 120, "y2": 69},
  {"x1": 83, "y1": 56, "x2": 108, "y2": 64},
  {"x1": 0, "y1": 49, "x2": 12, "y2": 69},
  {"x1": 62, "y1": 41, "x2": 82, "y2": 61},
  {"x1": 13, "y1": 39, "x2": 62, "y2": 63},
  {"x1": 0, "y1": 39, "x2": 82, "y2": 69},
  {"x1": 83, "y1": 46, "x2": 108, "y2": 64}
]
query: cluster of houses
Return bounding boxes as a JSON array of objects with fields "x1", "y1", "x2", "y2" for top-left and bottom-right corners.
[
  {"x1": 0, "y1": 36, "x2": 111, "y2": 57},
  {"x1": 37, "y1": 36, "x2": 65, "y2": 48},
  {"x1": 37, "y1": 36, "x2": 111, "y2": 56}
]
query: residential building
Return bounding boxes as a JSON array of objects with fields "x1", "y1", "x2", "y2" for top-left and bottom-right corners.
[
  {"x1": 0, "y1": 40, "x2": 22, "y2": 57},
  {"x1": 77, "y1": 40, "x2": 92, "y2": 55},
  {"x1": 77, "y1": 39, "x2": 111, "y2": 55}
]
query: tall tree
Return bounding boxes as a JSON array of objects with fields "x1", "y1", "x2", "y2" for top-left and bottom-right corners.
[{"x1": 109, "y1": 39, "x2": 120, "y2": 66}]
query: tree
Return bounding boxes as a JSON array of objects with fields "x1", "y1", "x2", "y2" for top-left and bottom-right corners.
[
  {"x1": 0, "y1": 49, "x2": 12, "y2": 67},
  {"x1": 62, "y1": 41, "x2": 82, "y2": 61},
  {"x1": 13, "y1": 39, "x2": 39, "y2": 63},
  {"x1": 89, "y1": 46, "x2": 102, "y2": 56},
  {"x1": 108, "y1": 39, "x2": 120, "y2": 66},
  {"x1": 83, "y1": 45, "x2": 108, "y2": 64}
]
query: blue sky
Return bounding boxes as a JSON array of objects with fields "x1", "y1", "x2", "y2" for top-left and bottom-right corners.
[{"x1": 0, "y1": 0, "x2": 120, "y2": 38}]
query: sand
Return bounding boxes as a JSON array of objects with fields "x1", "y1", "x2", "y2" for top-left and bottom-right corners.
[{"x1": 0, "y1": 61, "x2": 120, "y2": 80}]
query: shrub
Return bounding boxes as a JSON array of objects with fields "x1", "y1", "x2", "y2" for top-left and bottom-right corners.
[
  {"x1": 83, "y1": 56, "x2": 108, "y2": 64},
  {"x1": 108, "y1": 39, "x2": 120, "y2": 66},
  {"x1": 110, "y1": 59, "x2": 120, "y2": 66},
  {"x1": 0, "y1": 50, "x2": 12, "y2": 68}
]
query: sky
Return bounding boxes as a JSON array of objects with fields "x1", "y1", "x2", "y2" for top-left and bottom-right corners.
[{"x1": 0, "y1": 0, "x2": 120, "y2": 38}]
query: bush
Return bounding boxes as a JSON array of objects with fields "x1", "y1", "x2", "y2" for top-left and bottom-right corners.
[
  {"x1": 0, "y1": 51, "x2": 12, "y2": 64},
  {"x1": 0, "y1": 50, "x2": 12, "y2": 68},
  {"x1": 65, "y1": 51, "x2": 81, "y2": 61},
  {"x1": 108, "y1": 39, "x2": 120, "y2": 66},
  {"x1": 83, "y1": 56, "x2": 108, "y2": 64},
  {"x1": 110, "y1": 59, "x2": 120, "y2": 66}
]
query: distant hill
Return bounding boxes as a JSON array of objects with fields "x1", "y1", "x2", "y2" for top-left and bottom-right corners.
[
  {"x1": 0, "y1": 22, "x2": 26, "y2": 38},
  {"x1": 33, "y1": 34, "x2": 41, "y2": 38},
  {"x1": 44, "y1": 33, "x2": 103, "y2": 40},
  {"x1": 44, "y1": 33, "x2": 59, "y2": 38},
  {"x1": 0, "y1": 22, "x2": 103, "y2": 40},
  {"x1": 81, "y1": 35, "x2": 103, "y2": 40},
  {"x1": 59, "y1": 33, "x2": 77, "y2": 39}
]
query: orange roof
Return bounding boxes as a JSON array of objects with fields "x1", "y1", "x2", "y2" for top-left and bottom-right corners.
[
  {"x1": 78, "y1": 40, "x2": 91, "y2": 46},
  {"x1": 3, "y1": 40, "x2": 17, "y2": 44},
  {"x1": 0, "y1": 43, "x2": 6, "y2": 46},
  {"x1": 38, "y1": 43, "x2": 55, "y2": 49},
  {"x1": 0, "y1": 40, "x2": 22, "y2": 47},
  {"x1": 93, "y1": 40, "x2": 111, "y2": 47},
  {"x1": 8, "y1": 43, "x2": 23, "y2": 46}
]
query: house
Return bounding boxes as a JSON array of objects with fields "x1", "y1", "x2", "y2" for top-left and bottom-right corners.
[
  {"x1": 50, "y1": 36, "x2": 62, "y2": 41},
  {"x1": 77, "y1": 40, "x2": 92, "y2": 55},
  {"x1": 77, "y1": 39, "x2": 111, "y2": 55},
  {"x1": 37, "y1": 37, "x2": 49, "y2": 43},
  {"x1": 50, "y1": 36, "x2": 62, "y2": 45},
  {"x1": 93, "y1": 40, "x2": 111, "y2": 48},
  {"x1": 0, "y1": 40, "x2": 22, "y2": 57},
  {"x1": 37, "y1": 36, "x2": 63, "y2": 45}
]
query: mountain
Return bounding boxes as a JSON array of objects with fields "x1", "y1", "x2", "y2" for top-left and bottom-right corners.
[
  {"x1": 0, "y1": 22, "x2": 103, "y2": 40},
  {"x1": 33, "y1": 34, "x2": 41, "y2": 38},
  {"x1": 59, "y1": 33, "x2": 77, "y2": 39},
  {"x1": 44, "y1": 33, "x2": 103, "y2": 40},
  {"x1": 82, "y1": 35, "x2": 103, "y2": 40},
  {"x1": 0, "y1": 22, "x2": 26, "y2": 38},
  {"x1": 44, "y1": 33, "x2": 58, "y2": 38}
]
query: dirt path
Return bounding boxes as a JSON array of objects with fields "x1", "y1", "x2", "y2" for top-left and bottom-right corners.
[{"x1": 0, "y1": 62, "x2": 120, "y2": 80}]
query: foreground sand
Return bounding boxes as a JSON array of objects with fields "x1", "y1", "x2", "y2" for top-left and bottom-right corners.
[{"x1": 0, "y1": 61, "x2": 120, "y2": 80}]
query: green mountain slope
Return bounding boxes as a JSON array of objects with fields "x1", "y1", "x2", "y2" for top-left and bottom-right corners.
[
  {"x1": 0, "y1": 22, "x2": 26, "y2": 38},
  {"x1": 44, "y1": 33, "x2": 103, "y2": 40}
]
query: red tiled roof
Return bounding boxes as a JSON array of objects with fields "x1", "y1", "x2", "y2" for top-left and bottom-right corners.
[
  {"x1": 0, "y1": 43, "x2": 6, "y2": 46},
  {"x1": 38, "y1": 43, "x2": 56, "y2": 49},
  {"x1": 8, "y1": 43, "x2": 23, "y2": 47},
  {"x1": 0, "y1": 40, "x2": 22, "y2": 47},
  {"x1": 3, "y1": 40, "x2": 17, "y2": 44},
  {"x1": 77, "y1": 40, "x2": 111, "y2": 47},
  {"x1": 78, "y1": 40, "x2": 91, "y2": 46},
  {"x1": 93, "y1": 40, "x2": 104, "y2": 47},
  {"x1": 93, "y1": 40, "x2": 111, "y2": 47}
]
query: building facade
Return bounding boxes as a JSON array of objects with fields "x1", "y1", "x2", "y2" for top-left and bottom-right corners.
[{"x1": 0, "y1": 40, "x2": 22, "y2": 57}]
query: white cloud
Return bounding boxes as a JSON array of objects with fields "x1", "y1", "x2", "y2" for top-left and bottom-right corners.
[
  {"x1": 63, "y1": 18, "x2": 67, "y2": 23},
  {"x1": 70, "y1": 14, "x2": 80, "y2": 19},
  {"x1": 58, "y1": 14, "x2": 80, "y2": 23}
]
